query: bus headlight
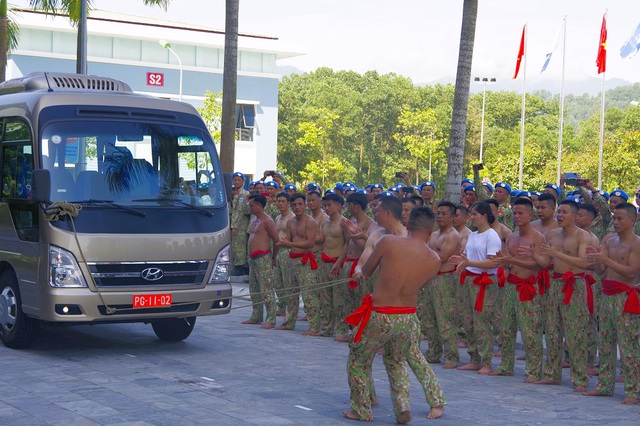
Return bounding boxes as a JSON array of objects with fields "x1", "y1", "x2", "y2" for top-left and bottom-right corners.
[
  {"x1": 49, "y1": 246, "x2": 88, "y2": 288},
  {"x1": 208, "y1": 244, "x2": 230, "y2": 283}
]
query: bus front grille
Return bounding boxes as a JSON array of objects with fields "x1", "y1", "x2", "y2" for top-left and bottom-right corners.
[{"x1": 88, "y1": 261, "x2": 210, "y2": 288}]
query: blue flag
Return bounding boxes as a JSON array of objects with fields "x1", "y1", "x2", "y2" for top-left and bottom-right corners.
[
  {"x1": 620, "y1": 22, "x2": 640, "y2": 59},
  {"x1": 541, "y1": 23, "x2": 563, "y2": 73}
]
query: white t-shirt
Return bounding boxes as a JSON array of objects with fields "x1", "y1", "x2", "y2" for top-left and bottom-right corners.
[{"x1": 463, "y1": 227, "x2": 501, "y2": 275}]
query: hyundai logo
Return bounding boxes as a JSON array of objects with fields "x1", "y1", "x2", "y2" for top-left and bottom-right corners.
[{"x1": 141, "y1": 267, "x2": 164, "y2": 281}]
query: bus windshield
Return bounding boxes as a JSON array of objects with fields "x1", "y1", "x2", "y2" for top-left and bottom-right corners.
[{"x1": 40, "y1": 119, "x2": 225, "y2": 208}]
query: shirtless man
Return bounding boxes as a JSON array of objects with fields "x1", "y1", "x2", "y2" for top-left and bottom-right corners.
[
  {"x1": 453, "y1": 204, "x2": 472, "y2": 347},
  {"x1": 530, "y1": 193, "x2": 559, "y2": 316},
  {"x1": 401, "y1": 197, "x2": 417, "y2": 227},
  {"x1": 317, "y1": 193, "x2": 350, "y2": 340},
  {"x1": 343, "y1": 207, "x2": 445, "y2": 423},
  {"x1": 301, "y1": 191, "x2": 327, "y2": 329},
  {"x1": 274, "y1": 192, "x2": 293, "y2": 316},
  {"x1": 275, "y1": 193, "x2": 318, "y2": 332},
  {"x1": 534, "y1": 199, "x2": 592, "y2": 392},
  {"x1": 243, "y1": 195, "x2": 280, "y2": 329},
  {"x1": 490, "y1": 198, "x2": 545, "y2": 381},
  {"x1": 583, "y1": 202, "x2": 640, "y2": 404},
  {"x1": 423, "y1": 201, "x2": 462, "y2": 368}
]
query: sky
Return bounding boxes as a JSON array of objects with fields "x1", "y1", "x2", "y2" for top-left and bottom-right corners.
[{"x1": 12, "y1": 0, "x2": 640, "y2": 90}]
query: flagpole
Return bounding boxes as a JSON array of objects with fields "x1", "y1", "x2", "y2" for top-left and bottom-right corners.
[
  {"x1": 597, "y1": 12, "x2": 607, "y2": 189},
  {"x1": 598, "y1": 72, "x2": 605, "y2": 189},
  {"x1": 557, "y1": 16, "x2": 567, "y2": 184},
  {"x1": 518, "y1": 25, "x2": 527, "y2": 190}
]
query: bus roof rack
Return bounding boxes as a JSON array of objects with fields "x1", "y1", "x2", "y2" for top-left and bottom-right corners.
[{"x1": 0, "y1": 72, "x2": 133, "y2": 95}]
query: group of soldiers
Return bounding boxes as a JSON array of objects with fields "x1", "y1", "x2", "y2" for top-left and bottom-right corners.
[{"x1": 229, "y1": 167, "x2": 640, "y2": 421}]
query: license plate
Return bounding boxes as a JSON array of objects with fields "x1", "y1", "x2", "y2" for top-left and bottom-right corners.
[{"x1": 132, "y1": 294, "x2": 172, "y2": 308}]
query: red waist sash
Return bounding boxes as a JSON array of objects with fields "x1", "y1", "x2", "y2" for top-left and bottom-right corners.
[
  {"x1": 250, "y1": 249, "x2": 270, "y2": 259},
  {"x1": 344, "y1": 257, "x2": 359, "y2": 289},
  {"x1": 507, "y1": 273, "x2": 537, "y2": 302},
  {"x1": 460, "y1": 270, "x2": 494, "y2": 312},
  {"x1": 437, "y1": 269, "x2": 456, "y2": 275},
  {"x1": 290, "y1": 251, "x2": 318, "y2": 270},
  {"x1": 321, "y1": 252, "x2": 339, "y2": 263},
  {"x1": 497, "y1": 267, "x2": 506, "y2": 287},
  {"x1": 344, "y1": 294, "x2": 417, "y2": 343},
  {"x1": 537, "y1": 268, "x2": 551, "y2": 296},
  {"x1": 602, "y1": 279, "x2": 640, "y2": 315},
  {"x1": 552, "y1": 271, "x2": 596, "y2": 316}
]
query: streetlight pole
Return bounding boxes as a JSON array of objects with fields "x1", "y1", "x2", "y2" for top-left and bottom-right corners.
[
  {"x1": 159, "y1": 40, "x2": 183, "y2": 102},
  {"x1": 473, "y1": 77, "x2": 496, "y2": 163}
]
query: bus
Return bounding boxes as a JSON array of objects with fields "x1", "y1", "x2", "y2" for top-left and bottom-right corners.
[{"x1": 0, "y1": 72, "x2": 232, "y2": 348}]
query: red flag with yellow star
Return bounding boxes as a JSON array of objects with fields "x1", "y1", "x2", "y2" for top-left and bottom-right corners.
[
  {"x1": 513, "y1": 26, "x2": 526, "y2": 79},
  {"x1": 596, "y1": 14, "x2": 607, "y2": 74}
]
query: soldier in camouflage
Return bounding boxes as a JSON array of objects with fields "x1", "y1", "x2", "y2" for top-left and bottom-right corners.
[{"x1": 230, "y1": 172, "x2": 250, "y2": 275}]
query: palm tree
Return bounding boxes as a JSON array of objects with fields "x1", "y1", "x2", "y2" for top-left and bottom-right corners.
[
  {"x1": 0, "y1": 1, "x2": 22, "y2": 82},
  {"x1": 220, "y1": 0, "x2": 238, "y2": 174},
  {"x1": 25, "y1": 0, "x2": 170, "y2": 74},
  {"x1": 443, "y1": 0, "x2": 478, "y2": 203}
]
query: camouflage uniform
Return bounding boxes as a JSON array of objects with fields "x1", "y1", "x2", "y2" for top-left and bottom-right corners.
[
  {"x1": 423, "y1": 272, "x2": 459, "y2": 366},
  {"x1": 317, "y1": 254, "x2": 338, "y2": 337},
  {"x1": 230, "y1": 188, "x2": 250, "y2": 269},
  {"x1": 460, "y1": 272, "x2": 498, "y2": 367},
  {"x1": 274, "y1": 247, "x2": 290, "y2": 314},
  {"x1": 247, "y1": 252, "x2": 276, "y2": 324},
  {"x1": 540, "y1": 273, "x2": 589, "y2": 388},
  {"x1": 281, "y1": 252, "x2": 319, "y2": 330},
  {"x1": 634, "y1": 218, "x2": 640, "y2": 237},
  {"x1": 497, "y1": 204, "x2": 514, "y2": 231},
  {"x1": 347, "y1": 309, "x2": 445, "y2": 421},
  {"x1": 494, "y1": 273, "x2": 543, "y2": 379},
  {"x1": 581, "y1": 188, "x2": 613, "y2": 241},
  {"x1": 333, "y1": 265, "x2": 356, "y2": 338},
  {"x1": 592, "y1": 280, "x2": 640, "y2": 399},
  {"x1": 264, "y1": 198, "x2": 280, "y2": 220}
]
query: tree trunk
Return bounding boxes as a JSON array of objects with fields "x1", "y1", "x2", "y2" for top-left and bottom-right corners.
[
  {"x1": 220, "y1": 0, "x2": 239, "y2": 174},
  {"x1": 443, "y1": 0, "x2": 478, "y2": 203},
  {"x1": 76, "y1": 0, "x2": 87, "y2": 74},
  {"x1": 0, "y1": 0, "x2": 7, "y2": 82}
]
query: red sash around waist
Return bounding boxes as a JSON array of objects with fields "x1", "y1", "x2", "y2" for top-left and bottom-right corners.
[
  {"x1": 507, "y1": 273, "x2": 538, "y2": 302},
  {"x1": 537, "y1": 268, "x2": 551, "y2": 296},
  {"x1": 460, "y1": 270, "x2": 494, "y2": 312},
  {"x1": 437, "y1": 269, "x2": 457, "y2": 275},
  {"x1": 497, "y1": 267, "x2": 506, "y2": 287},
  {"x1": 602, "y1": 279, "x2": 640, "y2": 315},
  {"x1": 250, "y1": 249, "x2": 270, "y2": 259},
  {"x1": 344, "y1": 257, "x2": 359, "y2": 289},
  {"x1": 344, "y1": 294, "x2": 417, "y2": 343},
  {"x1": 290, "y1": 251, "x2": 318, "y2": 270},
  {"x1": 552, "y1": 271, "x2": 596, "y2": 316},
  {"x1": 321, "y1": 252, "x2": 339, "y2": 263}
]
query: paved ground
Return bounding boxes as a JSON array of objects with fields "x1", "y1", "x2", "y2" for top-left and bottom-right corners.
[{"x1": 0, "y1": 282, "x2": 638, "y2": 425}]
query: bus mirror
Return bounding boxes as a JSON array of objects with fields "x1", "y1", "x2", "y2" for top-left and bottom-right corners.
[
  {"x1": 31, "y1": 169, "x2": 51, "y2": 204},
  {"x1": 223, "y1": 173, "x2": 233, "y2": 202}
]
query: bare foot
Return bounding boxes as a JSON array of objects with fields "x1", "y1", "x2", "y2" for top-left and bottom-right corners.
[
  {"x1": 302, "y1": 330, "x2": 322, "y2": 336},
  {"x1": 443, "y1": 363, "x2": 457, "y2": 369},
  {"x1": 427, "y1": 406, "x2": 444, "y2": 420},
  {"x1": 396, "y1": 411, "x2": 412, "y2": 424},
  {"x1": 587, "y1": 367, "x2": 599, "y2": 376},
  {"x1": 275, "y1": 311, "x2": 285, "y2": 317},
  {"x1": 524, "y1": 377, "x2": 538, "y2": 383},
  {"x1": 371, "y1": 396, "x2": 378, "y2": 406},
  {"x1": 534, "y1": 379, "x2": 561, "y2": 385},
  {"x1": 616, "y1": 375, "x2": 624, "y2": 383},
  {"x1": 334, "y1": 336, "x2": 350, "y2": 342},
  {"x1": 342, "y1": 410, "x2": 362, "y2": 421},
  {"x1": 260, "y1": 322, "x2": 275, "y2": 329},
  {"x1": 275, "y1": 325, "x2": 294, "y2": 330},
  {"x1": 516, "y1": 354, "x2": 526, "y2": 361},
  {"x1": 457, "y1": 363, "x2": 482, "y2": 371},
  {"x1": 478, "y1": 366, "x2": 493, "y2": 375},
  {"x1": 494, "y1": 350, "x2": 502, "y2": 358},
  {"x1": 622, "y1": 397, "x2": 640, "y2": 405},
  {"x1": 573, "y1": 385, "x2": 587, "y2": 393},
  {"x1": 457, "y1": 340, "x2": 468, "y2": 348},
  {"x1": 583, "y1": 389, "x2": 610, "y2": 397},
  {"x1": 488, "y1": 370, "x2": 512, "y2": 376},
  {"x1": 299, "y1": 316, "x2": 308, "y2": 321},
  {"x1": 561, "y1": 360, "x2": 570, "y2": 368},
  {"x1": 241, "y1": 319, "x2": 261, "y2": 325}
]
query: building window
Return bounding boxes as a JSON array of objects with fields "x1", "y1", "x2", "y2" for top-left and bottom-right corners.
[{"x1": 235, "y1": 104, "x2": 255, "y2": 142}]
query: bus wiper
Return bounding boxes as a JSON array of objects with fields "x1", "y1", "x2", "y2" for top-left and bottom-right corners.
[
  {"x1": 132, "y1": 197, "x2": 214, "y2": 217},
  {"x1": 70, "y1": 199, "x2": 146, "y2": 218}
]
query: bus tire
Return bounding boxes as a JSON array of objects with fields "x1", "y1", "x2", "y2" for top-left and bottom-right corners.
[
  {"x1": 0, "y1": 271, "x2": 39, "y2": 349},
  {"x1": 151, "y1": 316, "x2": 196, "y2": 341}
]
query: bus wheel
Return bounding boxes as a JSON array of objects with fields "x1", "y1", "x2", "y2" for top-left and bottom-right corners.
[
  {"x1": 0, "y1": 271, "x2": 39, "y2": 349},
  {"x1": 151, "y1": 317, "x2": 196, "y2": 341}
]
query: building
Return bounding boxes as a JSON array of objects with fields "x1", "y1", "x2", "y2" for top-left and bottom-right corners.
[{"x1": 7, "y1": 8, "x2": 303, "y2": 181}]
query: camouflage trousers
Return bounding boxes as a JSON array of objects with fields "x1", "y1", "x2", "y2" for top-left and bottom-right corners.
[
  {"x1": 593, "y1": 292, "x2": 640, "y2": 398},
  {"x1": 274, "y1": 247, "x2": 290, "y2": 313},
  {"x1": 347, "y1": 312, "x2": 443, "y2": 421},
  {"x1": 247, "y1": 254, "x2": 276, "y2": 324},
  {"x1": 587, "y1": 279, "x2": 602, "y2": 368},
  {"x1": 317, "y1": 258, "x2": 355, "y2": 337},
  {"x1": 460, "y1": 274, "x2": 498, "y2": 366},
  {"x1": 495, "y1": 279, "x2": 543, "y2": 379},
  {"x1": 422, "y1": 273, "x2": 459, "y2": 365},
  {"x1": 541, "y1": 277, "x2": 589, "y2": 387},
  {"x1": 281, "y1": 255, "x2": 319, "y2": 330},
  {"x1": 231, "y1": 230, "x2": 248, "y2": 267},
  {"x1": 493, "y1": 283, "x2": 504, "y2": 348}
]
